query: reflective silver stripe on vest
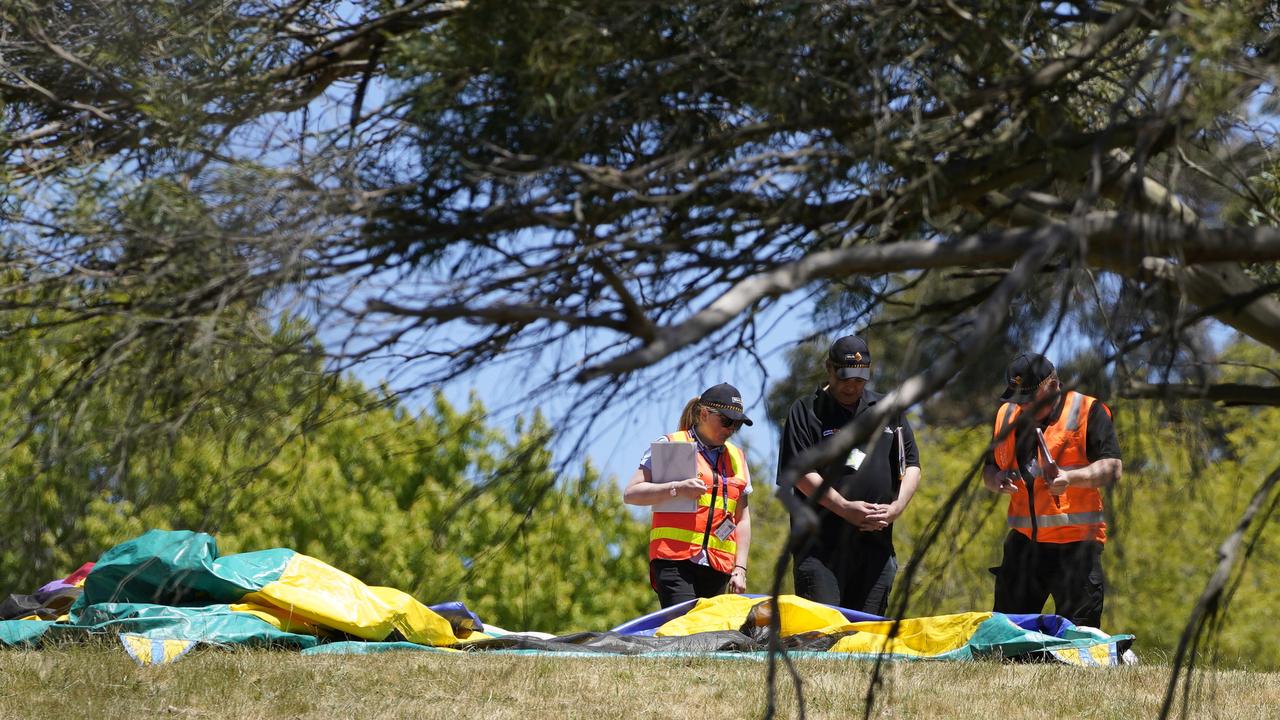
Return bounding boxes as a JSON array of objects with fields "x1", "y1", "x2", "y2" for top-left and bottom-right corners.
[
  {"x1": 1008, "y1": 511, "x2": 1105, "y2": 529},
  {"x1": 1064, "y1": 393, "x2": 1085, "y2": 432}
]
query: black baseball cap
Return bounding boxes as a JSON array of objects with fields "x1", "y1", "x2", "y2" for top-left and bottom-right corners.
[
  {"x1": 828, "y1": 335, "x2": 872, "y2": 380},
  {"x1": 700, "y1": 383, "x2": 753, "y2": 426},
  {"x1": 1000, "y1": 353, "x2": 1055, "y2": 403}
]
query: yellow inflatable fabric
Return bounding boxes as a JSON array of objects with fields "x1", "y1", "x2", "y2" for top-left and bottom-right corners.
[
  {"x1": 654, "y1": 595, "x2": 849, "y2": 638},
  {"x1": 653, "y1": 596, "x2": 995, "y2": 658},
  {"x1": 228, "y1": 602, "x2": 324, "y2": 636},
  {"x1": 240, "y1": 554, "x2": 457, "y2": 646},
  {"x1": 828, "y1": 612, "x2": 993, "y2": 656}
]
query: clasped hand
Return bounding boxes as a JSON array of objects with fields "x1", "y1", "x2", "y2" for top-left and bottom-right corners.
[{"x1": 842, "y1": 499, "x2": 899, "y2": 531}]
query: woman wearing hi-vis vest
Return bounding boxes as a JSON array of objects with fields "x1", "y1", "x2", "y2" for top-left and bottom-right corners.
[{"x1": 624, "y1": 383, "x2": 754, "y2": 608}]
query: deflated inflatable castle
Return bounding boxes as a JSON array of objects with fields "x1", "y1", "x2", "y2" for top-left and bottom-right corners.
[{"x1": 0, "y1": 530, "x2": 1134, "y2": 667}]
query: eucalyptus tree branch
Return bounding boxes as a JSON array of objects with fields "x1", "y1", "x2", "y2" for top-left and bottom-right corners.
[
  {"x1": 1139, "y1": 259, "x2": 1280, "y2": 351},
  {"x1": 1120, "y1": 382, "x2": 1280, "y2": 406},
  {"x1": 259, "y1": 0, "x2": 470, "y2": 112},
  {"x1": 1096, "y1": 152, "x2": 1280, "y2": 353},
  {"x1": 776, "y1": 225, "x2": 1067, "y2": 550},
  {"x1": 1023, "y1": 0, "x2": 1150, "y2": 91},
  {"x1": 363, "y1": 298, "x2": 639, "y2": 335},
  {"x1": 578, "y1": 216, "x2": 1280, "y2": 380}
]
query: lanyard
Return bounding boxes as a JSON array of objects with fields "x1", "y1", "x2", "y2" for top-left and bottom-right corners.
[
  {"x1": 691, "y1": 431, "x2": 731, "y2": 554},
  {"x1": 697, "y1": 445, "x2": 730, "y2": 514},
  {"x1": 689, "y1": 429, "x2": 730, "y2": 513}
]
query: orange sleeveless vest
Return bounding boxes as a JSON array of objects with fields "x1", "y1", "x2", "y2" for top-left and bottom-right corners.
[
  {"x1": 992, "y1": 391, "x2": 1108, "y2": 544},
  {"x1": 649, "y1": 431, "x2": 748, "y2": 573}
]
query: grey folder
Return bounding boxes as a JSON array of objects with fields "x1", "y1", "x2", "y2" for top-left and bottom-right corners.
[{"x1": 650, "y1": 440, "x2": 698, "y2": 513}]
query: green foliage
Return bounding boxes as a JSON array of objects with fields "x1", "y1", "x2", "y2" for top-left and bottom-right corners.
[
  {"x1": 1103, "y1": 340, "x2": 1280, "y2": 668},
  {"x1": 764, "y1": 338, "x2": 831, "y2": 431},
  {"x1": 2, "y1": 0, "x2": 1279, "y2": 662},
  {"x1": 1239, "y1": 166, "x2": 1280, "y2": 294},
  {"x1": 0, "y1": 305, "x2": 652, "y2": 634}
]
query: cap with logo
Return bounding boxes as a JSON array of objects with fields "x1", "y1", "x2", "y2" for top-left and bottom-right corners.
[
  {"x1": 828, "y1": 335, "x2": 872, "y2": 380},
  {"x1": 700, "y1": 382, "x2": 753, "y2": 426},
  {"x1": 999, "y1": 353, "x2": 1056, "y2": 403}
]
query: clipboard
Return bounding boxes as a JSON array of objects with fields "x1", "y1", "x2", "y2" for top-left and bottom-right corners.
[
  {"x1": 1035, "y1": 427, "x2": 1062, "y2": 508},
  {"x1": 650, "y1": 440, "x2": 699, "y2": 513}
]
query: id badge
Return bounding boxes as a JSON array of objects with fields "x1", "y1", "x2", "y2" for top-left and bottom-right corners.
[
  {"x1": 845, "y1": 448, "x2": 866, "y2": 470},
  {"x1": 714, "y1": 517, "x2": 736, "y2": 541}
]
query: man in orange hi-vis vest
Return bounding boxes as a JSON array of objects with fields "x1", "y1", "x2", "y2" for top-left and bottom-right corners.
[{"x1": 983, "y1": 353, "x2": 1123, "y2": 629}]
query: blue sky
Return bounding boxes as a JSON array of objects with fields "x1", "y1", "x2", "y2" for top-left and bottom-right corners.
[
  {"x1": 287, "y1": 25, "x2": 1249, "y2": 493},
  {"x1": 426, "y1": 301, "x2": 814, "y2": 489},
  {"x1": 269, "y1": 73, "x2": 800, "y2": 490}
]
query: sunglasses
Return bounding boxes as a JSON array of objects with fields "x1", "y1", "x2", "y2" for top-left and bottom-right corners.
[{"x1": 708, "y1": 409, "x2": 743, "y2": 429}]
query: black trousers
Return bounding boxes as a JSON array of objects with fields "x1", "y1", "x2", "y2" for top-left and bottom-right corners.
[
  {"x1": 650, "y1": 559, "x2": 730, "y2": 608},
  {"x1": 992, "y1": 530, "x2": 1105, "y2": 628},
  {"x1": 793, "y1": 544, "x2": 897, "y2": 616}
]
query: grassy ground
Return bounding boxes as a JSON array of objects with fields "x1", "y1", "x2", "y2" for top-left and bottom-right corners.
[{"x1": 2, "y1": 644, "x2": 1277, "y2": 720}]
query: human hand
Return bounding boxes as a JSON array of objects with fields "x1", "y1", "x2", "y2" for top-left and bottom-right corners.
[
  {"x1": 843, "y1": 500, "x2": 889, "y2": 531},
  {"x1": 671, "y1": 477, "x2": 707, "y2": 499},
  {"x1": 994, "y1": 469, "x2": 1019, "y2": 495},
  {"x1": 1047, "y1": 469, "x2": 1070, "y2": 496},
  {"x1": 866, "y1": 501, "x2": 903, "y2": 525},
  {"x1": 729, "y1": 566, "x2": 747, "y2": 593}
]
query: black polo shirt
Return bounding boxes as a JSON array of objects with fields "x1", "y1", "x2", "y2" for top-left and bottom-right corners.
[{"x1": 777, "y1": 387, "x2": 920, "y2": 554}]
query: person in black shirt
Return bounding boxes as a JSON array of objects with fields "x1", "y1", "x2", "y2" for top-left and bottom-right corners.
[
  {"x1": 982, "y1": 353, "x2": 1122, "y2": 628},
  {"x1": 776, "y1": 335, "x2": 922, "y2": 615}
]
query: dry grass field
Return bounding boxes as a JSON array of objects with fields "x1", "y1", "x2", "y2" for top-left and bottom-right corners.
[{"x1": 2, "y1": 644, "x2": 1278, "y2": 720}]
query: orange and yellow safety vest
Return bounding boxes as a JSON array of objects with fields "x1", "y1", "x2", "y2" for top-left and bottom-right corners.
[{"x1": 649, "y1": 430, "x2": 748, "y2": 574}]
